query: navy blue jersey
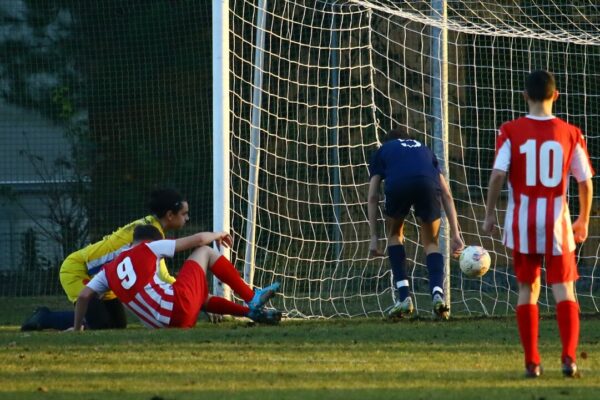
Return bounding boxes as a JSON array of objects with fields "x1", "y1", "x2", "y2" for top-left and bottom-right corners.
[{"x1": 369, "y1": 139, "x2": 441, "y2": 191}]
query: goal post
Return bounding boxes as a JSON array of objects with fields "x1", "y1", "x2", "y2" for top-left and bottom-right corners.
[
  {"x1": 430, "y1": 0, "x2": 451, "y2": 313},
  {"x1": 217, "y1": 0, "x2": 600, "y2": 318},
  {"x1": 212, "y1": 0, "x2": 232, "y2": 300}
]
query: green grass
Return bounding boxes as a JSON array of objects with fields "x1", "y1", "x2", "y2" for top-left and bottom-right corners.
[{"x1": 1, "y1": 297, "x2": 599, "y2": 400}]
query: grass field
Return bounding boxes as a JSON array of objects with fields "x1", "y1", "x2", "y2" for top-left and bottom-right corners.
[{"x1": 1, "y1": 297, "x2": 599, "y2": 400}]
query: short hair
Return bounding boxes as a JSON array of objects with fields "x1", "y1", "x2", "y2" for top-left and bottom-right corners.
[
  {"x1": 147, "y1": 188, "x2": 185, "y2": 218},
  {"x1": 525, "y1": 70, "x2": 556, "y2": 101},
  {"x1": 384, "y1": 128, "x2": 411, "y2": 142},
  {"x1": 133, "y1": 224, "x2": 164, "y2": 242}
]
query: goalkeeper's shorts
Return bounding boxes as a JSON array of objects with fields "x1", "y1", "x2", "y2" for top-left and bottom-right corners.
[{"x1": 59, "y1": 254, "x2": 117, "y2": 303}]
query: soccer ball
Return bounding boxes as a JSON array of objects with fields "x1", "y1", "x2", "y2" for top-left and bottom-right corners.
[{"x1": 459, "y1": 245, "x2": 491, "y2": 278}]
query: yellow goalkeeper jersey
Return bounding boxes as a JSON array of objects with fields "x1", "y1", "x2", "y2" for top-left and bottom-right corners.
[{"x1": 62, "y1": 215, "x2": 176, "y2": 284}]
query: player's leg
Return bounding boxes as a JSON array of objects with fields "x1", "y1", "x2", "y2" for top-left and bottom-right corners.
[
  {"x1": 185, "y1": 247, "x2": 281, "y2": 323},
  {"x1": 21, "y1": 256, "x2": 82, "y2": 331},
  {"x1": 547, "y1": 252, "x2": 580, "y2": 377},
  {"x1": 84, "y1": 297, "x2": 114, "y2": 329},
  {"x1": 188, "y1": 246, "x2": 279, "y2": 311},
  {"x1": 203, "y1": 295, "x2": 282, "y2": 324},
  {"x1": 169, "y1": 255, "x2": 210, "y2": 328},
  {"x1": 419, "y1": 218, "x2": 448, "y2": 319},
  {"x1": 383, "y1": 186, "x2": 413, "y2": 318},
  {"x1": 386, "y1": 216, "x2": 414, "y2": 317},
  {"x1": 513, "y1": 251, "x2": 543, "y2": 377},
  {"x1": 102, "y1": 298, "x2": 127, "y2": 329},
  {"x1": 413, "y1": 179, "x2": 446, "y2": 318}
]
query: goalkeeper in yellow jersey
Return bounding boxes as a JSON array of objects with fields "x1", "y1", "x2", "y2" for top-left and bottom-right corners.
[{"x1": 21, "y1": 188, "x2": 190, "y2": 331}]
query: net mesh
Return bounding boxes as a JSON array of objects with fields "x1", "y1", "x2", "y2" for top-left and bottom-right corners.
[
  {"x1": 228, "y1": 0, "x2": 600, "y2": 317},
  {"x1": 0, "y1": 1, "x2": 213, "y2": 297}
]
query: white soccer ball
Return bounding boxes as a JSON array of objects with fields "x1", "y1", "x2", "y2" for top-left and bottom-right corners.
[{"x1": 459, "y1": 245, "x2": 491, "y2": 278}]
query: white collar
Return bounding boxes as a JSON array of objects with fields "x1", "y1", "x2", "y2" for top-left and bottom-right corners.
[{"x1": 525, "y1": 114, "x2": 556, "y2": 121}]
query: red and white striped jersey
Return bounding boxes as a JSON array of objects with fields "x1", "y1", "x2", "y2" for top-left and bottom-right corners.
[
  {"x1": 87, "y1": 240, "x2": 176, "y2": 328},
  {"x1": 493, "y1": 115, "x2": 594, "y2": 255}
]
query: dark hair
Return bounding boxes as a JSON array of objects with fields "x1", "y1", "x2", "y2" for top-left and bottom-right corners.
[
  {"x1": 525, "y1": 70, "x2": 556, "y2": 101},
  {"x1": 384, "y1": 128, "x2": 411, "y2": 142},
  {"x1": 133, "y1": 224, "x2": 164, "y2": 242},
  {"x1": 147, "y1": 188, "x2": 185, "y2": 218}
]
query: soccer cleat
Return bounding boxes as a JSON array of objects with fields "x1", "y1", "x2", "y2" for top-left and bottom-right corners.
[
  {"x1": 388, "y1": 297, "x2": 414, "y2": 318},
  {"x1": 525, "y1": 363, "x2": 543, "y2": 378},
  {"x1": 246, "y1": 308, "x2": 282, "y2": 325},
  {"x1": 20, "y1": 307, "x2": 50, "y2": 331},
  {"x1": 562, "y1": 357, "x2": 580, "y2": 378},
  {"x1": 432, "y1": 294, "x2": 449, "y2": 320},
  {"x1": 247, "y1": 282, "x2": 280, "y2": 311}
]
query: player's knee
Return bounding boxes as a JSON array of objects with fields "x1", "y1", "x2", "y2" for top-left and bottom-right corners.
[
  {"x1": 188, "y1": 246, "x2": 217, "y2": 265},
  {"x1": 423, "y1": 243, "x2": 440, "y2": 254},
  {"x1": 552, "y1": 281, "x2": 575, "y2": 303}
]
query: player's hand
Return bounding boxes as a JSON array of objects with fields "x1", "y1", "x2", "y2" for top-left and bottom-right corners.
[
  {"x1": 450, "y1": 235, "x2": 465, "y2": 258},
  {"x1": 204, "y1": 311, "x2": 223, "y2": 324},
  {"x1": 369, "y1": 248, "x2": 385, "y2": 258},
  {"x1": 572, "y1": 218, "x2": 589, "y2": 243},
  {"x1": 215, "y1": 232, "x2": 233, "y2": 248},
  {"x1": 369, "y1": 235, "x2": 385, "y2": 258},
  {"x1": 481, "y1": 215, "x2": 497, "y2": 236}
]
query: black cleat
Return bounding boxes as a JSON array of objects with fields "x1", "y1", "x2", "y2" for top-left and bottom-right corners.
[
  {"x1": 562, "y1": 357, "x2": 580, "y2": 378},
  {"x1": 20, "y1": 307, "x2": 50, "y2": 331},
  {"x1": 525, "y1": 363, "x2": 543, "y2": 378},
  {"x1": 247, "y1": 308, "x2": 282, "y2": 325}
]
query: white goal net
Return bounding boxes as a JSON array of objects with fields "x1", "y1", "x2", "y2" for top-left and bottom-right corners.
[{"x1": 225, "y1": 0, "x2": 600, "y2": 317}]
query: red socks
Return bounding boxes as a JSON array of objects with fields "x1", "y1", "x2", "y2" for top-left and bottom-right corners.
[
  {"x1": 204, "y1": 296, "x2": 249, "y2": 316},
  {"x1": 516, "y1": 304, "x2": 540, "y2": 366},
  {"x1": 556, "y1": 300, "x2": 579, "y2": 363},
  {"x1": 210, "y1": 256, "x2": 255, "y2": 302}
]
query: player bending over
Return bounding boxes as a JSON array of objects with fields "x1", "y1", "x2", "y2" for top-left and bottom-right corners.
[
  {"x1": 482, "y1": 70, "x2": 593, "y2": 378},
  {"x1": 74, "y1": 225, "x2": 281, "y2": 330},
  {"x1": 368, "y1": 128, "x2": 464, "y2": 320}
]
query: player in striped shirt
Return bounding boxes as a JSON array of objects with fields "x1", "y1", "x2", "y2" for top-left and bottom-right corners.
[
  {"x1": 482, "y1": 70, "x2": 594, "y2": 378},
  {"x1": 368, "y1": 128, "x2": 464, "y2": 320},
  {"x1": 73, "y1": 225, "x2": 281, "y2": 330}
]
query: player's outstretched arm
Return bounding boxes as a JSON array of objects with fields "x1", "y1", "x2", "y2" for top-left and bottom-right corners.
[
  {"x1": 573, "y1": 179, "x2": 593, "y2": 243},
  {"x1": 482, "y1": 169, "x2": 506, "y2": 235},
  {"x1": 73, "y1": 287, "x2": 96, "y2": 331},
  {"x1": 367, "y1": 175, "x2": 384, "y2": 257},
  {"x1": 439, "y1": 174, "x2": 464, "y2": 256},
  {"x1": 174, "y1": 231, "x2": 233, "y2": 253}
]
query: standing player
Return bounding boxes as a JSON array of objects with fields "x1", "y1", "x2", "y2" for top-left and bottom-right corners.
[
  {"x1": 73, "y1": 225, "x2": 281, "y2": 330},
  {"x1": 482, "y1": 70, "x2": 594, "y2": 378},
  {"x1": 368, "y1": 128, "x2": 464, "y2": 319},
  {"x1": 21, "y1": 188, "x2": 189, "y2": 331}
]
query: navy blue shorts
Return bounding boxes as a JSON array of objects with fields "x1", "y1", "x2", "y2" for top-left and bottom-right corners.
[{"x1": 384, "y1": 178, "x2": 442, "y2": 223}]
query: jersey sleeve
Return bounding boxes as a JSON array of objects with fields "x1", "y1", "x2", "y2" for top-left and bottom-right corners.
[
  {"x1": 146, "y1": 240, "x2": 176, "y2": 284},
  {"x1": 493, "y1": 127, "x2": 511, "y2": 172},
  {"x1": 570, "y1": 131, "x2": 595, "y2": 182},
  {"x1": 369, "y1": 148, "x2": 385, "y2": 179},
  {"x1": 146, "y1": 240, "x2": 176, "y2": 258},
  {"x1": 86, "y1": 269, "x2": 110, "y2": 296}
]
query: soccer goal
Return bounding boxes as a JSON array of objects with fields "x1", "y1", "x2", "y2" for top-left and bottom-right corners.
[{"x1": 213, "y1": 0, "x2": 600, "y2": 318}]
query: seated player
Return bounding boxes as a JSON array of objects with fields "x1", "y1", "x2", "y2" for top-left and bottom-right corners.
[
  {"x1": 21, "y1": 188, "x2": 189, "y2": 331},
  {"x1": 73, "y1": 225, "x2": 281, "y2": 329},
  {"x1": 368, "y1": 128, "x2": 464, "y2": 319}
]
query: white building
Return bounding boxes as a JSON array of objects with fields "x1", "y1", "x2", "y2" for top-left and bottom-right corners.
[{"x1": 0, "y1": 98, "x2": 75, "y2": 270}]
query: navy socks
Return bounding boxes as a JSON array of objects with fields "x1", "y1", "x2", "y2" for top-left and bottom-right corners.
[{"x1": 388, "y1": 245, "x2": 410, "y2": 301}]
